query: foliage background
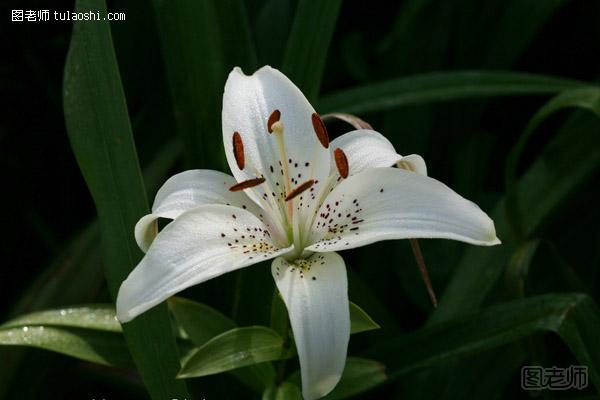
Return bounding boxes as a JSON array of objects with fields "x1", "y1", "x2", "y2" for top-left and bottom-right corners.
[{"x1": 1, "y1": 0, "x2": 599, "y2": 399}]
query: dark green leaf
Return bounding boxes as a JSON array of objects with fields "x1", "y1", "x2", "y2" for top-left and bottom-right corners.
[
  {"x1": 431, "y1": 111, "x2": 600, "y2": 324},
  {"x1": 263, "y1": 381, "x2": 303, "y2": 400},
  {"x1": 505, "y1": 87, "x2": 600, "y2": 237},
  {"x1": 282, "y1": 0, "x2": 342, "y2": 101},
  {"x1": 151, "y1": 0, "x2": 222, "y2": 168},
  {"x1": 178, "y1": 326, "x2": 291, "y2": 379},
  {"x1": 350, "y1": 303, "x2": 381, "y2": 334},
  {"x1": 324, "y1": 357, "x2": 387, "y2": 400},
  {"x1": 286, "y1": 357, "x2": 387, "y2": 400},
  {"x1": 152, "y1": 0, "x2": 255, "y2": 168},
  {"x1": 371, "y1": 293, "x2": 600, "y2": 392},
  {"x1": 482, "y1": 0, "x2": 569, "y2": 67},
  {"x1": 63, "y1": 0, "x2": 189, "y2": 398},
  {"x1": 318, "y1": 71, "x2": 586, "y2": 114},
  {"x1": 169, "y1": 297, "x2": 236, "y2": 345}
]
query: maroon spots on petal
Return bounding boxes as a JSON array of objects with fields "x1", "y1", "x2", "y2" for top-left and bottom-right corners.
[
  {"x1": 268, "y1": 109, "x2": 281, "y2": 133},
  {"x1": 229, "y1": 177, "x2": 266, "y2": 191},
  {"x1": 311, "y1": 112, "x2": 329, "y2": 148}
]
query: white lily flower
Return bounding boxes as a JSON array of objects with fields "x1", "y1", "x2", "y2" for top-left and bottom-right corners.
[{"x1": 117, "y1": 66, "x2": 500, "y2": 399}]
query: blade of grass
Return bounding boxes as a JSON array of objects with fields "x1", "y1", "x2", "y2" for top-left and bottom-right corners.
[
  {"x1": 318, "y1": 71, "x2": 588, "y2": 114},
  {"x1": 431, "y1": 110, "x2": 600, "y2": 325},
  {"x1": 152, "y1": 0, "x2": 224, "y2": 168},
  {"x1": 482, "y1": 0, "x2": 569, "y2": 67},
  {"x1": 281, "y1": 0, "x2": 342, "y2": 101},
  {"x1": 505, "y1": 87, "x2": 600, "y2": 239},
  {"x1": 370, "y1": 293, "x2": 600, "y2": 392},
  {"x1": 152, "y1": 0, "x2": 256, "y2": 169},
  {"x1": 63, "y1": 0, "x2": 189, "y2": 398}
]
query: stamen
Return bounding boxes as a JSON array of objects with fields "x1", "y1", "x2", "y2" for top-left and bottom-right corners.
[
  {"x1": 232, "y1": 131, "x2": 245, "y2": 170},
  {"x1": 267, "y1": 110, "x2": 281, "y2": 133},
  {"x1": 285, "y1": 179, "x2": 315, "y2": 201},
  {"x1": 229, "y1": 177, "x2": 266, "y2": 192},
  {"x1": 311, "y1": 113, "x2": 329, "y2": 148},
  {"x1": 334, "y1": 148, "x2": 349, "y2": 178}
]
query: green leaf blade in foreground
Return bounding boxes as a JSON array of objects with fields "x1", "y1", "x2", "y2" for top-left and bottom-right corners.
[
  {"x1": 0, "y1": 326, "x2": 132, "y2": 369},
  {"x1": 170, "y1": 297, "x2": 276, "y2": 391},
  {"x1": 263, "y1": 381, "x2": 303, "y2": 400},
  {"x1": 1, "y1": 305, "x2": 121, "y2": 333},
  {"x1": 318, "y1": 71, "x2": 587, "y2": 114},
  {"x1": 178, "y1": 326, "x2": 290, "y2": 379},
  {"x1": 371, "y1": 293, "x2": 600, "y2": 391},
  {"x1": 282, "y1": 0, "x2": 342, "y2": 101},
  {"x1": 63, "y1": 0, "x2": 189, "y2": 398}
]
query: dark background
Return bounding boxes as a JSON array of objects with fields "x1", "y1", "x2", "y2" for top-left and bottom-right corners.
[{"x1": 1, "y1": 0, "x2": 599, "y2": 399}]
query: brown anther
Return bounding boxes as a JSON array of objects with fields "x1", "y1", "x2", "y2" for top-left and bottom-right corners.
[
  {"x1": 334, "y1": 148, "x2": 349, "y2": 178},
  {"x1": 229, "y1": 177, "x2": 266, "y2": 192},
  {"x1": 232, "y1": 132, "x2": 245, "y2": 170},
  {"x1": 285, "y1": 179, "x2": 315, "y2": 201},
  {"x1": 311, "y1": 113, "x2": 329, "y2": 148},
  {"x1": 267, "y1": 110, "x2": 281, "y2": 133}
]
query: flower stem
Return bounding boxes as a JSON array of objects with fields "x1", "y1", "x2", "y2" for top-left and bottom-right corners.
[{"x1": 410, "y1": 238, "x2": 438, "y2": 308}]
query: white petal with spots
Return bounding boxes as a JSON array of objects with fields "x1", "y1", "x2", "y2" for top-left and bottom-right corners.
[
  {"x1": 271, "y1": 252, "x2": 349, "y2": 400},
  {"x1": 222, "y1": 66, "x2": 332, "y2": 231},
  {"x1": 134, "y1": 169, "x2": 283, "y2": 252},
  {"x1": 118, "y1": 204, "x2": 293, "y2": 322},
  {"x1": 306, "y1": 168, "x2": 500, "y2": 252}
]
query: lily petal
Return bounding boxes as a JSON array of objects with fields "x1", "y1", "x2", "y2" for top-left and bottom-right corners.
[
  {"x1": 329, "y1": 129, "x2": 402, "y2": 176},
  {"x1": 398, "y1": 154, "x2": 427, "y2": 176},
  {"x1": 222, "y1": 66, "x2": 331, "y2": 226},
  {"x1": 118, "y1": 205, "x2": 292, "y2": 322},
  {"x1": 134, "y1": 169, "x2": 283, "y2": 252},
  {"x1": 306, "y1": 168, "x2": 500, "y2": 252},
  {"x1": 271, "y1": 252, "x2": 349, "y2": 400}
]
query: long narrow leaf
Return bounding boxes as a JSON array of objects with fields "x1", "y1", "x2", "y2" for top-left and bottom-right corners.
[
  {"x1": 63, "y1": 0, "x2": 189, "y2": 398},
  {"x1": 372, "y1": 293, "x2": 600, "y2": 392},
  {"x1": 282, "y1": 0, "x2": 342, "y2": 101},
  {"x1": 431, "y1": 111, "x2": 600, "y2": 324},
  {"x1": 152, "y1": 0, "x2": 256, "y2": 168},
  {"x1": 505, "y1": 87, "x2": 600, "y2": 237},
  {"x1": 0, "y1": 326, "x2": 132, "y2": 369},
  {"x1": 318, "y1": 71, "x2": 587, "y2": 114}
]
